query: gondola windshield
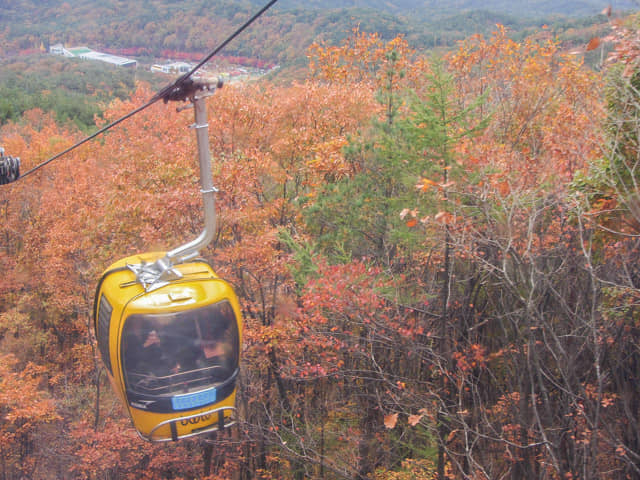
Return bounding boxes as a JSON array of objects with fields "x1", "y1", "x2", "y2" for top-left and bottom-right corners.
[{"x1": 122, "y1": 301, "x2": 239, "y2": 409}]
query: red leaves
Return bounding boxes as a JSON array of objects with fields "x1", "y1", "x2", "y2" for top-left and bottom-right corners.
[
  {"x1": 586, "y1": 37, "x2": 602, "y2": 52},
  {"x1": 416, "y1": 177, "x2": 437, "y2": 192},
  {"x1": 308, "y1": 26, "x2": 416, "y2": 91},
  {"x1": 448, "y1": 23, "x2": 603, "y2": 191},
  {"x1": 0, "y1": 354, "x2": 60, "y2": 477}
]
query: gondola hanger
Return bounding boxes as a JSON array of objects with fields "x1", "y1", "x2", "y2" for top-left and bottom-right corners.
[{"x1": 127, "y1": 81, "x2": 222, "y2": 292}]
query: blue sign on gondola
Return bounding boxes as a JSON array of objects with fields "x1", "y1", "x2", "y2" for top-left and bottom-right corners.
[{"x1": 172, "y1": 387, "x2": 217, "y2": 411}]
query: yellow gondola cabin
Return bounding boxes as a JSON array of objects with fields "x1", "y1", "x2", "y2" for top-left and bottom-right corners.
[{"x1": 94, "y1": 252, "x2": 242, "y2": 442}]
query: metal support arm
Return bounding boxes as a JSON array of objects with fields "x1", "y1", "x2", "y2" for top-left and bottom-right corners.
[
  {"x1": 127, "y1": 84, "x2": 220, "y2": 291},
  {"x1": 167, "y1": 94, "x2": 217, "y2": 264}
]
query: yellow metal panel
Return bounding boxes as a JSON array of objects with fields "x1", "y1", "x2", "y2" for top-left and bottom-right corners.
[{"x1": 135, "y1": 391, "x2": 237, "y2": 441}]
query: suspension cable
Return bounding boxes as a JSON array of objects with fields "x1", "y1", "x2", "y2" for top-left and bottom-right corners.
[
  {"x1": 4, "y1": 0, "x2": 279, "y2": 184},
  {"x1": 19, "y1": 101, "x2": 153, "y2": 180}
]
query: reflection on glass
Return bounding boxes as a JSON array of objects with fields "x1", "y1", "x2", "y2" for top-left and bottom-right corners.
[{"x1": 122, "y1": 301, "x2": 239, "y2": 397}]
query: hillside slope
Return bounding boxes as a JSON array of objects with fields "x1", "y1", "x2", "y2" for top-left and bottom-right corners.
[
  {"x1": 0, "y1": 0, "x2": 631, "y2": 67},
  {"x1": 269, "y1": 0, "x2": 635, "y2": 17}
]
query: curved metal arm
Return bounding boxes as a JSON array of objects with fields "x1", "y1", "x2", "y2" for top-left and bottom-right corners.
[
  {"x1": 127, "y1": 87, "x2": 220, "y2": 291},
  {"x1": 167, "y1": 94, "x2": 217, "y2": 264}
]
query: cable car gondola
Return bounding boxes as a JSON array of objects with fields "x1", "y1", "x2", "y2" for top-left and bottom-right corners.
[
  {"x1": 93, "y1": 85, "x2": 242, "y2": 442},
  {"x1": 0, "y1": 147, "x2": 20, "y2": 185}
]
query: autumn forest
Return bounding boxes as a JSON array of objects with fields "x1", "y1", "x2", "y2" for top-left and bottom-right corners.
[{"x1": 2, "y1": 3, "x2": 640, "y2": 479}]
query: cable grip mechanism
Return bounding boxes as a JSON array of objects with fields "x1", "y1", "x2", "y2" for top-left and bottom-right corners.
[
  {"x1": 0, "y1": 148, "x2": 20, "y2": 185},
  {"x1": 156, "y1": 77, "x2": 224, "y2": 105}
]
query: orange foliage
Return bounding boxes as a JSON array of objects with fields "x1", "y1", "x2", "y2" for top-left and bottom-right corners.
[
  {"x1": 447, "y1": 25, "x2": 603, "y2": 193},
  {"x1": 0, "y1": 354, "x2": 60, "y2": 479},
  {"x1": 1, "y1": 19, "x2": 638, "y2": 480},
  {"x1": 308, "y1": 26, "x2": 428, "y2": 98}
]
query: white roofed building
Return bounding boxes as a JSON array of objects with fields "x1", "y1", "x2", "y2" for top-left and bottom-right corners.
[
  {"x1": 77, "y1": 50, "x2": 137, "y2": 68},
  {"x1": 49, "y1": 43, "x2": 74, "y2": 57},
  {"x1": 150, "y1": 62, "x2": 192, "y2": 74},
  {"x1": 50, "y1": 44, "x2": 137, "y2": 68}
]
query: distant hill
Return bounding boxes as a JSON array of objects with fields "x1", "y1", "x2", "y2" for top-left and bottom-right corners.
[
  {"x1": 261, "y1": 0, "x2": 636, "y2": 17},
  {"x1": 420, "y1": 0, "x2": 636, "y2": 18},
  {"x1": 0, "y1": 0, "x2": 632, "y2": 129},
  {"x1": 0, "y1": 0, "x2": 635, "y2": 68}
]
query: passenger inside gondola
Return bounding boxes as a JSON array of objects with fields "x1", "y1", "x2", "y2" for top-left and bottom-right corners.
[
  {"x1": 197, "y1": 301, "x2": 237, "y2": 374},
  {"x1": 123, "y1": 319, "x2": 166, "y2": 377}
]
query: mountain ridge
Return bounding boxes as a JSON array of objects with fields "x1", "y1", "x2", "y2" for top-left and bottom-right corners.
[
  {"x1": 262, "y1": 0, "x2": 635, "y2": 18},
  {"x1": 0, "y1": 0, "x2": 633, "y2": 67}
]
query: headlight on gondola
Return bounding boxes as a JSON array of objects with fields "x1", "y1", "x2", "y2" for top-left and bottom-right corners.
[{"x1": 94, "y1": 252, "x2": 242, "y2": 442}]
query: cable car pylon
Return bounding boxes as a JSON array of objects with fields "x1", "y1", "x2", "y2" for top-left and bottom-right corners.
[{"x1": 94, "y1": 80, "x2": 244, "y2": 442}]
